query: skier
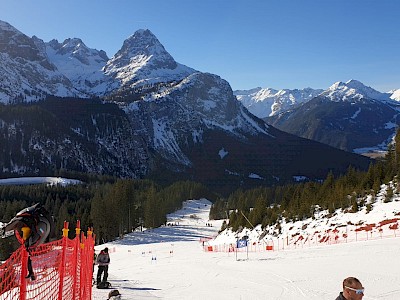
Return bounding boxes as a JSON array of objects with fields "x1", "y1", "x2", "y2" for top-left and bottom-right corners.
[
  {"x1": 0, "y1": 203, "x2": 55, "y2": 280},
  {"x1": 96, "y1": 247, "x2": 110, "y2": 287}
]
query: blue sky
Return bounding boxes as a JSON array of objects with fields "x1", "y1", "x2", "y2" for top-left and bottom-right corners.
[{"x1": 1, "y1": 0, "x2": 399, "y2": 91}]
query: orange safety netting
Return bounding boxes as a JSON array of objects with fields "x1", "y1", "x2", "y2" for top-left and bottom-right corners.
[{"x1": 0, "y1": 221, "x2": 94, "y2": 300}]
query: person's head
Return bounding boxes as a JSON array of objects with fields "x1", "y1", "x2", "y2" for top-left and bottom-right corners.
[
  {"x1": 342, "y1": 277, "x2": 364, "y2": 300},
  {"x1": 108, "y1": 289, "x2": 121, "y2": 300},
  {"x1": 104, "y1": 247, "x2": 109, "y2": 253}
]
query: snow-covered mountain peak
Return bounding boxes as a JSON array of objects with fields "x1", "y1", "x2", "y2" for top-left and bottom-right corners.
[
  {"x1": 42, "y1": 37, "x2": 109, "y2": 95},
  {"x1": 125, "y1": 29, "x2": 162, "y2": 49},
  {"x1": 324, "y1": 79, "x2": 391, "y2": 102},
  {"x1": 103, "y1": 28, "x2": 195, "y2": 91},
  {"x1": 47, "y1": 38, "x2": 108, "y2": 65},
  {"x1": 63, "y1": 37, "x2": 84, "y2": 47},
  {"x1": 111, "y1": 29, "x2": 174, "y2": 66},
  {"x1": 0, "y1": 20, "x2": 87, "y2": 103},
  {"x1": 0, "y1": 22, "x2": 194, "y2": 99},
  {"x1": 328, "y1": 81, "x2": 345, "y2": 91},
  {"x1": 345, "y1": 79, "x2": 368, "y2": 89},
  {"x1": 235, "y1": 86, "x2": 323, "y2": 118},
  {"x1": 59, "y1": 38, "x2": 89, "y2": 56},
  {"x1": 0, "y1": 24, "x2": 87, "y2": 103}
]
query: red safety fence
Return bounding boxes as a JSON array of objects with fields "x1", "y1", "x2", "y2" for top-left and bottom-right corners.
[
  {"x1": 0, "y1": 221, "x2": 95, "y2": 300},
  {"x1": 203, "y1": 219, "x2": 400, "y2": 253}
]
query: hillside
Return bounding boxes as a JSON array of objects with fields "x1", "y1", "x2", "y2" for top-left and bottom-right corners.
[
  {"x1": 92, "y1": 195, "x2": 400, "y2": 299},
  {"x1": 213, "y1": 181, "x2": 400, "y2": 247}
]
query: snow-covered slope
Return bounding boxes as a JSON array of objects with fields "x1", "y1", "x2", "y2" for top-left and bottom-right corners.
[
  {"x1": 390, "y1": 89, "x2": 400, "y2": 101},
  {"x1": 0, "y1": 176, "x2": 82, "y2": 186},
  {"x1": 92, "y1": 192, "x2": 400, "y2": 299},
  {"x1": 234, "y1": 87, "x2": 323, "y2": 118},
  {"x1": 213, "y1": 181, "x2": 400, "y2": 247}
]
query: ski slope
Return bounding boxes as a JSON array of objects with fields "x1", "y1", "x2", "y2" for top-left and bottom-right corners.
[{"x1": 92, "y1": 198, "x2": 400, "y2": 300}]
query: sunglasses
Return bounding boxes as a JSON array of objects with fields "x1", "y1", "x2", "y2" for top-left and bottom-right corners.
[{"x1": 345, "y1": 286, "x2": 365, "y2": 295}]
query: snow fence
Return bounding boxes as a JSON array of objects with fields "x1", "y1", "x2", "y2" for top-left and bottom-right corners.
[
  {"x1": 0, "y1": 221, "x2": 94, "y2": 300},
  {"x1": 203, "y1": 218, "x2": 400, "y2": 252}
]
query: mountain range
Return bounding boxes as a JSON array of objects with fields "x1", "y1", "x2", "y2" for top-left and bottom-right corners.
[
  {"x1": 236, "y1": 81, "x2": 400, "y2": 154},
  {"x1": 0, "y1": 20, "x2": 372, "y2": 195}
]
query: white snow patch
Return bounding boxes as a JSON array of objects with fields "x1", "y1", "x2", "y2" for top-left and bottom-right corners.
[
  {"x1": 384, "y1": 121, "x2": 397, "y2": 129},
  {"x1": 350, "y1": 107, "x2": 361, "y2": 119},
  {"x1": 248, "y1": 173, "x2": 263, "y2": 179},
  {"x1": 293, "y1": 175, "x2": 308, "y2": 182},
  {"x1": 0, "y1": 177, "x2": 82, "y2": 186},
  {"x1": 152, "y1": 118, "x2": 191, "y2": 165},
  {"x1": 218, "y1": 148, "x2": 228, "y2": 159},
  {"x1": 225, "y1": 169, "x2": 240, "y2": 176},
  {"x1": 202, "y1": 100, "x2": 217, "y2": 111}
]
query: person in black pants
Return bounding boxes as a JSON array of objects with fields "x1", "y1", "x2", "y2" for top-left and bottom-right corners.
[{"x1": 96, "y1": 247, "x2": 110, "y2": 284}]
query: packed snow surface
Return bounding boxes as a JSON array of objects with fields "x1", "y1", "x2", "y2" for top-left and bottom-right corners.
[{"x1": 92, "y1": 198, "x2": 400, "y2": 300}]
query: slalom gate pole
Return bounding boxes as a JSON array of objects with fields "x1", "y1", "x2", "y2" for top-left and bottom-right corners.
[{"x1": 235, "y1": 238, "x2": 238, "y2": 261}]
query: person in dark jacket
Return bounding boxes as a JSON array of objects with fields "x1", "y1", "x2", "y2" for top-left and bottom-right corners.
[
  {"x1": 96, "y1": 247, "x2": 110, "y2": 284},
  {"x1": 335, "y1": 277, "x2": 364, "y2": 300}
]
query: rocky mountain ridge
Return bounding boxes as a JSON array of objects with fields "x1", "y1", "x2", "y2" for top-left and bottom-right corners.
[
  {"x1": 265, "y1": 80, "x2": 400, "y2": 154},
  {"x1": 0, "y1": 20, "x2": 372, "y2": 194},
  {"x1": 236, "y1": 79, "x2": 399, "y2": 119},
  {"x1": 0, "y1": 21, "x2": 196, "y2": 102}
]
